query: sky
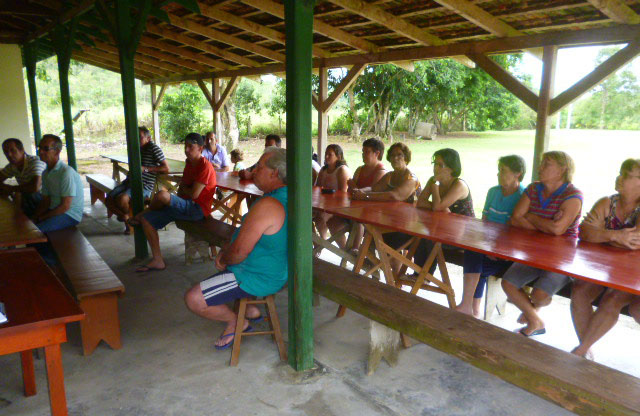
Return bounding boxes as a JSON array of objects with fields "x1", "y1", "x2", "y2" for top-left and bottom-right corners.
[{"x1": 514, "y1": 44, "x2": 640, "y2": 94}]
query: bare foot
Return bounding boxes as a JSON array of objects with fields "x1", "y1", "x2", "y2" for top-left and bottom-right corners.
[
  {"x1": 517, "y1": 313, "x2": 528, "y2": 324},
  {"x1": 455, "y1": 304, "x2": 475, "y2": 317},
  {"x1": 245, "y1": 304, "x2": 261, "y2": 321},
  {"x1": 214, "y1": 319, "x2": 249, "y2": 348},
  {"x1": 136, "y1": 258, "x2": 166, "y2": 272},
  {"x1": 571, "y1": 346, "x2": 594, "y2": 360},
  {"x1": 518, "y1": 316, "x2": 545, "y2": 336}
]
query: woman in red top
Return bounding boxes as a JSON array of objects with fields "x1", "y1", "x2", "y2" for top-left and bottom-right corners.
[{"x1": 348, "y1": 138, "x2": 387, "y2": 191}]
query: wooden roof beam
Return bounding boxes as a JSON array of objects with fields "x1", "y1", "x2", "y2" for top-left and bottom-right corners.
[
  {"x1": 72, "y1": 51, "x2": 154, "y2": 80},
  {"x1": 24, "y1": 0, "x2": 95, "y2": 43},
  {"x1": 146, "y1": 24, "x2": 640, "y2": 84},
  {"x1": 196, "y1": 1, "x2": 331, "y2": 58},
  {"x1": 79, "y1": 46, "x2": 170, "y2": 77},
  {"x1": 432, "y1": 0, "x2": 543, "y2": 59},
  {"x1": 468, "y1": 54, "x2": 539, "y2": 111},
  {"x1": 91, "y1": 40, "x2": 191, "y2": 75},
  {"x1": 242, "y1": 0, "x2": 382, "y2": 53},
  {"x1": 164, "y1": 11, "x2": 285, "y2": 63},
  {"x1": 139, "y1": 35, "x2": 230, "y2": 70},
  {"x1": 549, "y1": 39, "x2": 640, "y2": 114},
  {"x1": 327, "y1": 0, "x2": 475, "y2": 67},
  {"x1": 586, "y1": 0, "x2": 640, "y2": 24},
  {"x1": 146, "y1": 22, "x2": 258, "y2": 68},
  {"x1": 136, "y1": 44, "x2": 211, "y2": 73},
  {"x1": 321, "y1": 63, "x2": 366, "y2": 112}
]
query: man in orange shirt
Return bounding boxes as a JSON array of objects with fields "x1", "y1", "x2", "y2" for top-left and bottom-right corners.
[{"x1": 132, "y1": 133, "x2": 217, "y2": 272}]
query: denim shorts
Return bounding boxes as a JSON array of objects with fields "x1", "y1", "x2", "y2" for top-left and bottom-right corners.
[
  {"x1": 36, "y1": 213, "x2": 80, "y2": 233},
  {"x1": 143, "y1": 194, "x2": 204, "y2": 229},
  {"x1": 108, "y1": 182, "x2": 152, "y2": 200},
  {"x1": 501, "y1": 262, "x2": 572, "y2": 296}
]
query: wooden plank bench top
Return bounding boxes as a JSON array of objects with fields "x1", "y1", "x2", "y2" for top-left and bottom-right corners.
[
  {"x1": 85, "y1": 174, "x2": 118, "y2": 194},
  {"x1": 175, "y1": 216, "x2": 236, "y2": 246},
  {"x1": 313, "y1": 258, "x2": 640, "y2": 416},
  {"x1": 48, "y1": 227, "x2": 124, "y2": 355},
  {"x1": 48, "y1": 228, "x2": 124, "y2": 298}
]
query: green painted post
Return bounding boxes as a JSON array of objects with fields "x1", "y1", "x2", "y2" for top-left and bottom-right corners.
[
  {"x1": 284, "y1": 0, "x2": 315, "y2": 371},
  {"x1": 24, "y1": 43, "x2": 42, "y2": 148},
  {"x1": 50, "y1": 21, "x2": 79, "y2": 170}
]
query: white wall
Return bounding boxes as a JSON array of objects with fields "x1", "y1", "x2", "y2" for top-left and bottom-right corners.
[{"x1": 0, "y1": 44, "x2": 34, "y2": 166}]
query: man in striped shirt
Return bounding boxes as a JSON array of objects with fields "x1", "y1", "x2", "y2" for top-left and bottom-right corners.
[
  {"x1": 106, "y1": 126, "x2": 169, "y2": 234},
  {"x1": 0, "y1": 138, "x2": 46, "y2": 217}
]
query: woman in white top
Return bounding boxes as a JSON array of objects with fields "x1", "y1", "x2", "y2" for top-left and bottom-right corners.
[{"x1": 314, "y1": 144, "x2": 352, "y2": 249}]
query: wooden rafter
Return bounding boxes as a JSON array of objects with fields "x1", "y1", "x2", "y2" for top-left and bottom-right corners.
[
  {"x1": 468, "y1": 53, "x2": 538, "y2": 111},
  {"x1": 24, "y1": 0, "x2": 95, "y2": 43},
  {"x1": 165, "y1": 11, "x2": 285, "y2": 63},
  {"x1": 327, "y1": 0, "x2": 475, "y2": 67},
  {"x1": 146, "y1": 22, "x2": 259, "y2": 67},
  {"x1": 145, "y1": 24, "x2": 640, "y2": 85},
  {"x1": 549, "y1": 39, "x2": 640, "y2": 114},
  {"x1": 196, "y1": 1, "x2": 331, "y2": 58},
  {"x1": 586, "y1": 0, "x2": 640, "y2": 24},
  {"x1": 242, "y1": 0, "x2": 382, "y2": 53},
  {"x1": 215, "y1": 76, "x2": 238, "y2": 112},
  {"x1": 321, "y1": 63, "x2": 366, "y2": 112},
  {"x1": 79, "y1": 46, "x2": 169, "y2": 77},
  {"x1": 73, "y1": 51, "x2": 154, "y2": 80},
  {"x1": 91, "y1": 40, "x2": 188, "y2": 74},
  {"x1": 196, "y1": 78, "x2": 214, "y2": 107},
  {"x1": 139, "y1": 35, "x2": 230, "y2": 70},
  {"x1": 136, "y1": 44, "x2": 210, "y2": 73}
]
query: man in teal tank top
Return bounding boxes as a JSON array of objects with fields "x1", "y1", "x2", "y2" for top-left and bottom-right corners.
[{"x1": 184, "y1": 147, "x2": 288, "y2": 350}]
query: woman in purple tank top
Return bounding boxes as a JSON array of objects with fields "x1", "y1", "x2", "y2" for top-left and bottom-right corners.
[{"x1": 571, "y1": 158, "x2": 640, "y2": 359}]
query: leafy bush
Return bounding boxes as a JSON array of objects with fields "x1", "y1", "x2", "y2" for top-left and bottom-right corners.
[
  {"x1": 329, "y1": 113, "x2": 352, "y2": 135},
  {"x1": 159, "y1": 84, "x2": 208, "y2": 143}
]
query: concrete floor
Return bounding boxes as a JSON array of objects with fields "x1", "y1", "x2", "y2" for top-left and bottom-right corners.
[{"x1": 2, "y1": 188, "x2": 638, "y2": 416}]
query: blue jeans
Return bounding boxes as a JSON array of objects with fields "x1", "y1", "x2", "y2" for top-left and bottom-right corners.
[
  {"x1": 36, "y1": 213, "x2": 80, "y2": 233},
  {"x1": 143, "y1": 194, "x2": 204, "y2": 229},
  {"x1": 108, "y1": 182, "x2": 152, "y2": 200}
]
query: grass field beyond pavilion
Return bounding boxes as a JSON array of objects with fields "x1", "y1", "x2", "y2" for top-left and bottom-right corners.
[{"x1": 74, "y1": 129, "x2": 638, "y2": 216}]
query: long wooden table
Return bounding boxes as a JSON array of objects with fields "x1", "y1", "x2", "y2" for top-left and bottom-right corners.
[
  {"x1": 0, "y1": 197, "x2": 46, "y2": 248},
  {"x1": 329, "y1": 201, "x2": 640, "y2": 296},
  {"x1": 0, "y1": 248, "x2": 84, "y2": 416}
]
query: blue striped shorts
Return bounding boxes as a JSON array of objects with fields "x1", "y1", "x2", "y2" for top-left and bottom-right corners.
[{"x1": 200, "y1": 271, "x2": 251, "y2": 306}]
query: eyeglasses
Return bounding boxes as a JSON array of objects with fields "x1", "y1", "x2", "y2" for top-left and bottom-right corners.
[{"x1": 38, "y1": 146, "x2": 58, "y2": 152}]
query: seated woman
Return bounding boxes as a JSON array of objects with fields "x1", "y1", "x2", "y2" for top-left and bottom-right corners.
[
  {"x1": 351, "y1": 142, "x2": 419, "y2": 203},
  {"x1": 347, "y1": 138, "x2": 387, "y2": 251},
  {"x1": 456, "y1": 155, "x2": 526, "y2": 317},
  {"x1": 570, "y1": 158, "x2": 640, "y2": 359},
  {"x1": 407, "y1": 148, "x2": 475, "y2": 275},
  {"x1": 502, "y1": 151, "x2": 583, "y2": 337},
  {"x1": 348, "y1": 138, "x2": 387, "y2": 192},
  {"x1": 314, "y1": 144, "x2": 352, "y2": 249}
]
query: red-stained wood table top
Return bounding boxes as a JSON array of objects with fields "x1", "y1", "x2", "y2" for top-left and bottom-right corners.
[
  {"x1": 101, "y1": 154, "x2": 185, "y2": 174},
  {"x1": 329, "y1": 202, "x2": 640, "y2": 296},
  {"x1": 0, "y1": 197, "x2": 46, "y2": 248},
  {"x1": 0, "y1": 248, "x2": 84, "y2": 337},
  {"x1": 215, "y1": 172, "x2": 262, "y2": 196},
  {"x1": 312, "y1": 187, "x2": 392, "y2": 212}
]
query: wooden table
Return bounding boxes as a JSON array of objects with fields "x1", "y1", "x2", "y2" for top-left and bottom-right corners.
[
  {"x1": 101, "y1": 154, "x2": 185, "y2": 182},
  {"x1": 0, "y1": 248, "x2": 84, "y2": 416},
  {"x1": 0, "y1": 197, "x2": 46, "y2": 248},
  {"x1": 330, "y1": 202, "x2": 640, "y2": 296}
]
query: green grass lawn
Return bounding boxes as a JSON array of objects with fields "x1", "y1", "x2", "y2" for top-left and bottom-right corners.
[{"x1": 75, "y1": 129, "x2": 638, "y2": 217}]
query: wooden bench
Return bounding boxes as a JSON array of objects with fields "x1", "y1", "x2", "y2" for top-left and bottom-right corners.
[
  {"x1": 175, "y1": 216, "x2": 236, "y2": 264},
  {"x1": 86, "y1": 173, "x2": 118, "y2": 216},
  {"x1": 313, "y1": 258, "x2": 640, "y2": 416},
  {"x1": 48, "y1": 227, "x2": 125, "y2": 355}
]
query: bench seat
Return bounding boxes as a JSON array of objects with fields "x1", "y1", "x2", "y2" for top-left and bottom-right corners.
[
  {"x1": 175, "y1": 216, "x2": 236, "y2": 264},
  {"x1": 48, "y1": 227, "x2": 124, "y2": 355},
  {"x1": 313, "y1": 258, "x2": 640, "y2": 416},
  {"x1": 86, "y1": 173, "x2": 118, "y2": 216}
]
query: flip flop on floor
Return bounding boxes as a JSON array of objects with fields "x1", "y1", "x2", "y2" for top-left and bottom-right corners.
[
  {"x1": 247, "y1": 315, "x2": 264, "y2": 324},
  {"x1": 518, "y1": 327, "x2": 546, "y2": 337},
  {"x1": 135, "y1": 265, "x2": 166, "y2": 273},
  {"x1": 214, "y1": 326, "x2": 254, "y2": 351}
]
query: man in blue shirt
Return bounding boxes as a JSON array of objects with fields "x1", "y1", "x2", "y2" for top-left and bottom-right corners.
[
  {"x1": 32, "y1": 134, "x2": 84, "y2": 232},
  {"x1": 202, "y1": 131, "x2": 230, "y2": 172}
]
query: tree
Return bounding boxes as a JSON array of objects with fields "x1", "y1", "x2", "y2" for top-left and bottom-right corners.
[
  {"x1": 159, "y1": 83, "x2": 208, "y2": 143},
  {"x1": 267, "y1": 77, "x2": 286, "y2": 133},
  {"x1": 234, "y1": 80, "x2": 261, "y2": 138}
]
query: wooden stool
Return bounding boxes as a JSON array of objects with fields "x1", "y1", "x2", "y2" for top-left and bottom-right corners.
[{"x1": 230, "y1": 295, "x2": 287, "y2": 366}]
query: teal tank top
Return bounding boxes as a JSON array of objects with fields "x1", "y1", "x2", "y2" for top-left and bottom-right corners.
[{"x1": 229, "y1": 186, "x2": 288, "y2": 296}]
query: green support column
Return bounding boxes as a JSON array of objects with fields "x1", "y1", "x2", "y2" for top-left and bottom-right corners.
[
  {"x1": 24, "y1": 43, "x2": 42, "y2": 148},
  {"x1": 284, "y1": 0, "x2": 315, "y2": 371},
  {"x1": 50, "y1": 20, "x2": 79, "y2": 170},
  {"x1": 97, "y1": 0, "x2": 152, "y2": 259}
]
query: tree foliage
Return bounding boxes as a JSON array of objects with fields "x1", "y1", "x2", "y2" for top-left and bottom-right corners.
[
  {"x1": 159, "y1": 83, "x2": 208, "y2": 143},
  {"x1": 234, "y1": 80, "x2": 261, "y2": 138}
]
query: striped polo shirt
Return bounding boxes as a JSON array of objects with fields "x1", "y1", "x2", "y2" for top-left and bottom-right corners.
[
  {"x1": 1, "y1": 154, "x2": 46, "y2": 186},
  {"x1": 525, "y1": 181, "x2": 583, "y2": 237},
  {"x1": 140, "y1": 142, "x2": 165, "y2": 191}
]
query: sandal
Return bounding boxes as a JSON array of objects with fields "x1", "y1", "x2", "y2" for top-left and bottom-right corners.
[{"x1": 214, "y1": 326, "x2": 253, "y2": 350}]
